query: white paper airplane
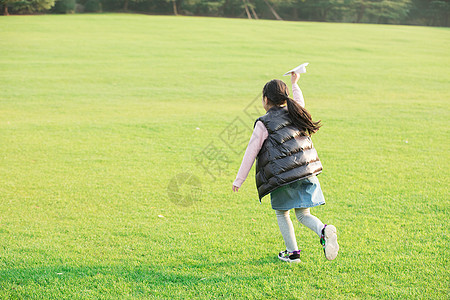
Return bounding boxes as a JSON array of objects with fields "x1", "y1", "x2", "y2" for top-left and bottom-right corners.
[{"x1": 283, "y1": 63, "x2": 309, "y2": 76}]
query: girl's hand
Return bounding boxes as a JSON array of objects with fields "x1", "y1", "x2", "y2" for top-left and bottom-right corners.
[
  {"x1": 290, "y1": 72, "x2": 300, "y2": 84},
  {"x1": 232, "y1": 185, "x2": 239, "y2": 192}
]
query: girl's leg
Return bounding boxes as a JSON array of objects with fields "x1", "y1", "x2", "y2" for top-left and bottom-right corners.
[
  {"x1": 275, "y1": 209, "x2": 298, "y2": 252},
  {"x1": 294, "y1": 208, "x2": 324, "y2": 237}
]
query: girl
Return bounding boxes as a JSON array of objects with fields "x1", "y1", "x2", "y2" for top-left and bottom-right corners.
[{"x1": 232, "y1": 73, "x2": 339, "y2": 263}]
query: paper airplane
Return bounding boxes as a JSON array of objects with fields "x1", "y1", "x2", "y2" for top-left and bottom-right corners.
[{"x1": 283, "y1": 63, "x2": 309, "y2": 76}]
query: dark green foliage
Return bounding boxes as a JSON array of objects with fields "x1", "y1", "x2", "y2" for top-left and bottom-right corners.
[
  {"x1": 97, "y1": 0, "x2": 121, "y2": 11},
  {"x1": 129, "y1": 0, "x2": 170, "y2": 14},
  {"x1": 189, "y1": 0, "x2": 224, "y2": 16},
  {"x1": 53, "y1": 0, "x2": 76, "y2": 13},
  {"x1": 84, "y1": 0, "x2": 100, "y2": 12},
  {"x1": 425, "y1": 0, "x2": 450, "y2": 26}
]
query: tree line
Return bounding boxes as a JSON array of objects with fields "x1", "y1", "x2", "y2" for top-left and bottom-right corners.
[{"x1": 1, "y1": 0, "x2": 449, "y2": 27}]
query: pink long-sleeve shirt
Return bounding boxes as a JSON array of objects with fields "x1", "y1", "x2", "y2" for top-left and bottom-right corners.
[{"x1": 233, "y1": 83, "x2": 305, "y2": 188}]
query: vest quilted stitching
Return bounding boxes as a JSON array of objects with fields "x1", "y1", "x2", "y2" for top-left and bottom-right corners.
[{"x1": 254, "y1": 106, "x2": 323, "y2": 200}]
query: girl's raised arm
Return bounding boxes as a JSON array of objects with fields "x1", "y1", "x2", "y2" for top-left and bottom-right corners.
[{"x1": 291, "y1": 73, "x2": 305, "y2": 108}]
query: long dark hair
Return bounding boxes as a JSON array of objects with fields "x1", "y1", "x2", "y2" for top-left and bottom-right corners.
[{"x1": 262, "y1": 79, "x2": 322, "y2": 135}]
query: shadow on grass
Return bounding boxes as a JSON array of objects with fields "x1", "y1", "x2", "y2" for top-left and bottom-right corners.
[{"x1": 0, "y1": 255, "x2": 292, "y2": 288}]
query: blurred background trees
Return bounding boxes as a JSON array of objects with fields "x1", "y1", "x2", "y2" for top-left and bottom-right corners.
[
  {"x1": 1, "y1": 0, "x2": 449, "y2": 26},
  {"x1": 2, "y1": 0, "x2": 55, "y2": 14}
]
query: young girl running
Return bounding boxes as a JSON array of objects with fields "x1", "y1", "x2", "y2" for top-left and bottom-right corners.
[{"x1": 232, "y1": 73, "x2": 339, "y2": 263}]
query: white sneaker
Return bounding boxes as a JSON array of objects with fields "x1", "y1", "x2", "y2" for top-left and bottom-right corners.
[
  {"x1": 278, "y1": 250, "x2": 301, "y2": 263},
  {"x1": 320, "y1": 225, "x2": 339, "y2": 260}
]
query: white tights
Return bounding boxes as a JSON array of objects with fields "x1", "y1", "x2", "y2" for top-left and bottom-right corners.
[{"x1": 275, "y1": 208, "x2": 324, "y2": 253}]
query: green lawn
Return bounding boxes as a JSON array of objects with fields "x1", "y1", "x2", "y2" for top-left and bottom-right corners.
[{"x1": 0, "y1": 14, "x2": 449, "y2": 299}]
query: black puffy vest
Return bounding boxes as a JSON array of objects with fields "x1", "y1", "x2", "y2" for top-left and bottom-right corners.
[{"x1": 254, "y1": 105, "x2": 323, "y2": 200}]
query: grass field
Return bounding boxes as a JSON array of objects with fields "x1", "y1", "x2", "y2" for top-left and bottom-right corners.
[{"x1": 0, "y1": 14, "x2": 449, "y2": 299}]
